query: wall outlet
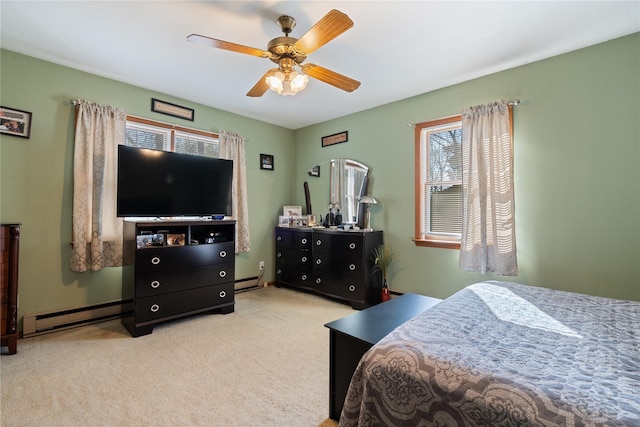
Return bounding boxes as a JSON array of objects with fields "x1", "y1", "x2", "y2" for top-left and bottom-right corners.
[{"x1": 259, "y1": 261, "x2": 265, "y2": 270}]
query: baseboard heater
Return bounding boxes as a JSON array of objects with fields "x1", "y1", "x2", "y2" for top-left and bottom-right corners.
[
  {"x1": 22, "y1": 299, "x2": 133, "y2": 338},
  {"x1": 22, "y1": 277, "x2": 265, "y2": 337}
]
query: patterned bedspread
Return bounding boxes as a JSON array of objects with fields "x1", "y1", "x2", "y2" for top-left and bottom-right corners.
[{"x1": 340, "y1": 281, "x2": 640, "y2": 426}]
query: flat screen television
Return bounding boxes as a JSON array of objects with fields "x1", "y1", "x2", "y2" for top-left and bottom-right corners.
[{"x1": 117, "y1": 145, "x2": 233, "y2": 218}]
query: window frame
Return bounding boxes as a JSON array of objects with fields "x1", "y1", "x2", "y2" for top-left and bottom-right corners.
[
  {"x1": 125, "y1": 116, "x2": 219, "y2": 154},
  {"x1": 414, "y1": 115, "x2": 462, "y2": 250}
]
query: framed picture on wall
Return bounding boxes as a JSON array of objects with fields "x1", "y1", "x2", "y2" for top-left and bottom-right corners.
[
  {"x1": 0, "y1": 106, "x2": 32, "y2": 139},
  {"x1": 260, "y1": 154, "x2": 274, "y2": 170}
]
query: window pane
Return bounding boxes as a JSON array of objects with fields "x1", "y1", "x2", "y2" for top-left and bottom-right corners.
[
  {"x1": 174, "y1": 131, "x2": 219, "y2": 158},
  {"x1": 428, "y1": 128, "x2": 462, "y2": 183},
  {"x1": 429, "y1": 184, "x2": 462, "y2": 234},
  {"x1": 125, "y1": 123, "x2": 169, "y2": 150}
]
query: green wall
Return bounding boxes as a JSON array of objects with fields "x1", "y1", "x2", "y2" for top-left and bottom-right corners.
[
  {"x1": 0, "y1": 49, "x2": 294, "y2": 328},
  {"x1": 294, "y1": 33, "x2": 640, "y2": 301},
  {"x1": 1, "y1": 33, "x2": 638, "y2": 334}
]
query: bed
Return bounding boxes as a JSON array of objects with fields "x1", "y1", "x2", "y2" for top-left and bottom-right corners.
[{"x1": 339, "y1": 280, "x2": 640, "y2": 426}]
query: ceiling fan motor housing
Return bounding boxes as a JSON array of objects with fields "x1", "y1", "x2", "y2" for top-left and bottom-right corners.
[
  {"x1": 277, "y1": 15, "x2": 296, "y2": 35},
  {"x1": 267, "y1": 37, "x2": 307, "y2": 64}
]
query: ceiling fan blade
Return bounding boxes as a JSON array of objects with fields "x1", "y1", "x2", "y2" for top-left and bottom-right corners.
[
  {"x1": 187, "y1": 34, "x2": 271, "y2": 58},
  {"x1": 294, "y1": 9, "x2": 353, "y2": 55},
  {"x1": 302, "y1": 64, "x2": 360, "y2": 92},
  {"x1": 246, "y1": 69, "x2": 279, "y2": 97}
]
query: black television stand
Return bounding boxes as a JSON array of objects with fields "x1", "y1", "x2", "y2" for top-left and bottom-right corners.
[{"x1": 121, "y1": 219, "x2": 236, "y2": 337}]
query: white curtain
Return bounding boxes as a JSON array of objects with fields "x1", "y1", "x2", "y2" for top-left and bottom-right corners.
[
  {"x1": 70, "y1": 101, "x2": 126, "y2": 272},
  {"x1": 459, "y1": 100, "x2": 518, "y2": 275},
  {"x1": 219, "y1": 130, "x2": 251, "y2": 253}
]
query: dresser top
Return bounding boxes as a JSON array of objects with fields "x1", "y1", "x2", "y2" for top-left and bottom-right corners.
[{"x1": 325, "y1": 293, "x2": 442, "y2": 345}]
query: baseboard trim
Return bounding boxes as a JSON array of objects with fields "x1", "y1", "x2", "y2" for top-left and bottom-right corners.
[{"x1": 23, "y1": 277, "x2": 266, "y2": 337}]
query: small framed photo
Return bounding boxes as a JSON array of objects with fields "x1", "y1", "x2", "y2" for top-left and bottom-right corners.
[
  {"x1": 137, "y1": 235, "x2": 153, "y2": 249},
  {"x1": 0, "y1": 106, "x2": 32, "y2": 139},
  {"x1": 151, "y1": 234, "x2": 165, "y2": 246},
  {"x1": 167, "y1": 233, "x2": 186, "y2": 246},
  {"x1": 278, "y1": 216, "x2": 290, "y2": 227},
  {"x1": 260, "y1": 154, "x2": 274, "y2": 170},
  {"x1": 283, "y1": 206, "x2": 302, "y2": 217}
]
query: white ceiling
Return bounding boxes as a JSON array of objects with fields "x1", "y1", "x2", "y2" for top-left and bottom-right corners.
[{"x1": 1, "y1": 1, "x2": 639, "y2": 130}]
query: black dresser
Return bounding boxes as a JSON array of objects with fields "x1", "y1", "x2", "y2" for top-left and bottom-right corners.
[
  {"x1": 122, "y1": 220, "x2": 235, "y2": 337},
  {"x1": 275, "y1": 227, "x2": 383, "y2": 309}
]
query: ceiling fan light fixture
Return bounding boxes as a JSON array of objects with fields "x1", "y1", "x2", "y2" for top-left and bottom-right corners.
[
  {"x1": 266, "y1": 71, "x2": 285, "y2": 92},
  {"x1": 290, "y1": 71, "x2": 309, "y2": 91},
  {"x1": 266, "y1": 67, "x2": 309, "y2": 96}
]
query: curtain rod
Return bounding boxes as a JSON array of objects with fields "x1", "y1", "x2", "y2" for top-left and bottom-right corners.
[{"x1": 406, "y1": 99, "x2": 520, "y2": 128}]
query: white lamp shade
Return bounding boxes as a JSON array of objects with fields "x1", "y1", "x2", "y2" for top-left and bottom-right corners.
[{"x1": 359, "y1": 195, "x2": 378, "y2": 204}]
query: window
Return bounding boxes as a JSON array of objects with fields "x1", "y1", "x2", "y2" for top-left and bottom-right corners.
[
  {"x1": 414, "y1": 115, "x2": 462, "y2": 249},
  {"x1": 125, "y1": 116, "x2": 219, "y2": 157}
]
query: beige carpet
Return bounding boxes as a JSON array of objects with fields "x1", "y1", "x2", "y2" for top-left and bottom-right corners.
[{"x1": 1, "y1": 286, "x2": 354, "y2": 426}]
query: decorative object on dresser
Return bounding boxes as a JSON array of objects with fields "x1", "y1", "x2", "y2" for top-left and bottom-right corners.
[
  {"x1": 122, "y1": 220, "x2": 235, "y2": 337},
  {"x1": 275, "y1": 227, "x2": 383, "y2": 309},
  {"x1": 1, "y1": 224, "x2": 20, "y2": 354},
  {"x1": 358, "y1": 194, "x2": 378, "y2": 230}
]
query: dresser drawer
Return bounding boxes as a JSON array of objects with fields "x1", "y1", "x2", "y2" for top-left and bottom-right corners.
[
  {"x1": 135, "y1": 282, "x2": 234, "y2": 323},
  {"x1": 136, "y1": 241, "x2": 234, "y2": 271},
  {"x1": 276, "y1": 265, "x2": 313, "y2": 287},
  {"x1": 136, "y1": 262, "x2": 234, "y2": 297},
  {"x1": 313, "y1": 232, "x2": 363, "y2": 255},
  {"x1": 275, "y1": 247, "x2": 312, "y2": 268},
  {"x1": 313, "y1": 253, "x2": 363, "y2": 278},
  {"x1": 275, "y1": 229, "x2": 312, "y2": 249},
  {"x1": 313, "y1": 273, "x2": 364, "y2": 300}
]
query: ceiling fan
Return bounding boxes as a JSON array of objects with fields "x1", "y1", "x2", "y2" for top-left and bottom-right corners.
[{"x1": 187, "y1": 9, "x2": 361, "y2": 97}]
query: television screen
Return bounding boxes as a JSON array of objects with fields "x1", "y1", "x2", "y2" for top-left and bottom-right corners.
[{"x1": 117, "y1": 145, "x2": 233, "y2": 217}]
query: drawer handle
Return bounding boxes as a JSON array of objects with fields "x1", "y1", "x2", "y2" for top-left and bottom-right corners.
[
  {"x1": 151, "y1": 257, "x2": 160, "y2": 265},
  {"x1": 277, "y1": 268, "x2": 282, "y2": 274},
  {"x1": 150, "y1": 280, "x2": 160, "y2": 289},
  {"x1": 301, "y1": 256, "x2": 307, "y2": 262},
  {"x1": 219, "y1": 250, "x2": 227, "y2": 258},
  {"x1": 349, "y1": 243, "x2": 356, "y2": 250},
  {"x1": 349, "y1": 264, "x2": 356, "y2": 271},
  {"x1": 277, "y1": 236, "x2": 282, "y2": 241},
  {"x1": 349, "y1": 285, "x2": 356, "y2": 292},
  {"x1": 301, "y1": 238, "x2": 307, "y2": 244},
  {"x1": 302, "y1": 274, "x2": 307, "y2": 280},
  {"x1": 316, "y1": 239, "x2": 322, "y2": 246},
  {"x1": 219, "y1": 270, "x2": 227, "y2": 278},
  {"x1": 277, "y1": 252, "x2": 282, "y2": 258},
  {"x1": 219, "y1": 290, "x2": 227, "y2": 298},
  {"x1": 150, "y1": 304, "x2": 160, "y2": 312},
  {"x1": 316, "y1": 259, "x2": 322, "y2": 265},
  {"x1": 316, "y1": 278, "x2": 322, "y2": 284}
]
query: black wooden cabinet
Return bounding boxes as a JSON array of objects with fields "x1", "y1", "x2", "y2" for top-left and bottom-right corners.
[
  {"x1": 122, "y1": 220, "x2": 235, "y2": 337},
  {"x1": 275, "y1": 227, "x2": 383, "y2": 309},
  {"x1": 325, "y1": 293, "x2": 442, "y2": 419}
]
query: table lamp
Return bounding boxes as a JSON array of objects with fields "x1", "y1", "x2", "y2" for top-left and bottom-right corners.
[{"x1": 359, "y1": 195, "x2": 378, "y2": 231}]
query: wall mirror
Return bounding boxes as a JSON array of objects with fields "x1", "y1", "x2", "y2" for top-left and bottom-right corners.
[{"x1": 330, "y1": 159, "x2": 369, "y2": 225}]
